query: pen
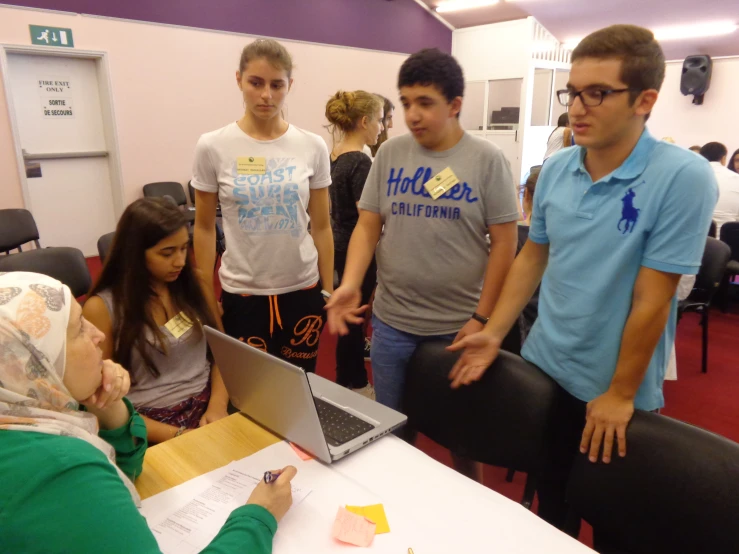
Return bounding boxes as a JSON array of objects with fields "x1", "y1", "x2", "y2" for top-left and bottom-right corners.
[{"x1": 263, "y1": 470, "x2": 282, "y2": 484}]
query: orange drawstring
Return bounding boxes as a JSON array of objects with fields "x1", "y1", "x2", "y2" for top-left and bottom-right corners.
[{"x1": 268, "y1": 295, "x2": 283, "y2": 337}]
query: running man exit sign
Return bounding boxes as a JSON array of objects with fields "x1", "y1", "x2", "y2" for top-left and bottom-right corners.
[{"x1": 29, "y1": 25, "x2": 74, "y2": 48}]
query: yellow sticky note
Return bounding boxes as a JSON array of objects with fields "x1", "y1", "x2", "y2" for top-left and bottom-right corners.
[
  {"x1": 346, "y1": 504, "x2": 390, "y2": 534},
  {"x1": 237, "y1": 156, "x2": 266, "y2": 175},
  {"x1": 423, "y1": 166, "x2": 459, "y2": 200},
  {"x1": 164, "y1": 312, "x2": 193, "y2": 339}
]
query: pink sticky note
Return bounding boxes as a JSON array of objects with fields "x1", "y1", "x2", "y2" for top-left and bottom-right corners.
[
  {"x1": 332, "y1": 506, "x2": 376, "y2": 547},
  {"x1": 288, "y1": 441, "x2": 315, "y2": 461}
]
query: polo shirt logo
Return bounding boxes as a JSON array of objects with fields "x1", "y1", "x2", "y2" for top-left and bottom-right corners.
[{"x1": 618, "y1": 188, "x2": 640, "y2": 234}]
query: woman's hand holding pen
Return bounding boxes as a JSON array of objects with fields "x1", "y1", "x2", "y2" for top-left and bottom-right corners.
[{"x1": 247, "y1": 466, "x2": 298, "y2": 522}]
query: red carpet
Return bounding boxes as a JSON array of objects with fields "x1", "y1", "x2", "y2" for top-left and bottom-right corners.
[{"x1": 86, "y1": 256, "x2": 739, "y2": 548}]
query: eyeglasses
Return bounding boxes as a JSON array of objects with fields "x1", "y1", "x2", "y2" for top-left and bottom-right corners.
[{"x1": 556, "y1": 88, "x2": 640, "y2": 107}]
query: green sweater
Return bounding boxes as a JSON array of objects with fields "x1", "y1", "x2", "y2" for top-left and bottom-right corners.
[{"x1": 0, "y1": 399, "x2": 277, "y2": 554}]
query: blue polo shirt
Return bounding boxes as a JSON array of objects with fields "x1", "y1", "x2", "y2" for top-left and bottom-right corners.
[{"x1": 522, "y1": 130, "x2": 718, "y2": 411}]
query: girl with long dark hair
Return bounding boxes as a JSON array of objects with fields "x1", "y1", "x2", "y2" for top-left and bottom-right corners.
[{"x1": 84, "y1": 198, "x2": 228, "y2": 443}]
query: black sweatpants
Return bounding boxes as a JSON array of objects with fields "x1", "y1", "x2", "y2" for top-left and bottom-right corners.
[
  {"x1": 334, "y1": 250, "x2": 377, "y2": 388},
  {"x1": 221, "y1": 284, "x2": 325, "y2": 373}
]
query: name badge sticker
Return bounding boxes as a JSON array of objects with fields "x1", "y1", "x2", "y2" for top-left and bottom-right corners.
[
  {"x1": 164, "y1": 312, "x2": 194, "y2": 339},
  {"x1": 423, "y1": 167, "x2": 460, "y2": 200},
  {"x1": 237, "y1": 156, "x2": 267, "y2": 175}
]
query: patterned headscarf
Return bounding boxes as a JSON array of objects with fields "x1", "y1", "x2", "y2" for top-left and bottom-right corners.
[{"x1": 0, "y1": 271, "x2": 140, "y2": 505}]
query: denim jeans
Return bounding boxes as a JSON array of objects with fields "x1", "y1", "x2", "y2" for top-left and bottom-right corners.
[{"x1": 370, "y1": 315, "x2": 456, "y2": 412}]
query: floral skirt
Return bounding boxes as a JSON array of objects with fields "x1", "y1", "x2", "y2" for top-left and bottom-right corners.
[{"x1": 136, "y1": 382, "x2": 211, "y2": 429}]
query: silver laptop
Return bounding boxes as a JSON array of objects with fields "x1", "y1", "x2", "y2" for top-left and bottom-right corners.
[{"x1": 204, "y1": 326, "x2": 407, "y2": 463}]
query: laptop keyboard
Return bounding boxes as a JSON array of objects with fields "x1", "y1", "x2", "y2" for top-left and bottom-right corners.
[{"x1": 314, "y1": 396, "x2": 375, "y2": 447}]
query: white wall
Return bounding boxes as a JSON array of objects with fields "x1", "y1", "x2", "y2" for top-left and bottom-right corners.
[
  {"x1": 0, "y1": 5, "x2": 408, "y2": 210},
  {"x1": 452, "y1": 20, "x2": 531, "y2": 81},
  {"x1": 648, "y1": 57, "x2": 739, "y2": 154},
  {"x1": 549, "y1": 69, "x2": 569, "y2": 126},
  {"x1": 460, "y1": 80, "x2": 485, "y2": 131},
  {"x1": 531, "y1": 69, "x2": 552, "y2": 126}
]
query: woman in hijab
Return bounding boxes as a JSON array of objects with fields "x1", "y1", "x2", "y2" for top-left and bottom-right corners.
[{"x1": 0, "y1": 272, "x2": 296, "y2": 553}]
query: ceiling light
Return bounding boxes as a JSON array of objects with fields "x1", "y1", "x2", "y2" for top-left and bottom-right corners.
[
  {"x1": 435, "y1": 0, "x2": 499, "y2": 13},
  {"x1": 564, "y1": 21, "x2": 738, "y2": 51}
]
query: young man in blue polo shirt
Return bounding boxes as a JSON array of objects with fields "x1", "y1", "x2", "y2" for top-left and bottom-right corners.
[{"x1": 449, "y1": 24, "x2": 718, "y2": 532}]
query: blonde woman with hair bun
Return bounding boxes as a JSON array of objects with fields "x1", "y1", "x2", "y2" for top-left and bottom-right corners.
[{"x1": 325, "y1": 90, "x2": 384, "y2": 399}]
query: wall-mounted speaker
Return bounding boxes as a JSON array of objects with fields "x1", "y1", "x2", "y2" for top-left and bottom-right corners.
[{"x1": 680, "y1": 55, "x2": 712, "y2": 105}]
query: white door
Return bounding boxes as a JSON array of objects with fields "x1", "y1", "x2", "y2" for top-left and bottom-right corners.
[
  {"x1": 485, "y1": 131, "x2": 521, "y2": 184},
  {"x1": 5, "y1": 53, "x2": 117, "y2": 256}
]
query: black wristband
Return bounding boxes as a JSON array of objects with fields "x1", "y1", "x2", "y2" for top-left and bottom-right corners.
[{"x1": 471, "y1": 312, "x2": 489, "y2": 325}]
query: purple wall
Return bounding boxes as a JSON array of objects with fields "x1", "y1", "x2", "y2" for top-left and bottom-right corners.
[{"x1": 6, "y1": 0, "x2": 452, "y2": 54}]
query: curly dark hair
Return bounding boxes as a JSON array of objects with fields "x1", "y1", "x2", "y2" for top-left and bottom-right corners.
[{"x1": 398, "y1": 48, "x2": 464, "y2": 103}]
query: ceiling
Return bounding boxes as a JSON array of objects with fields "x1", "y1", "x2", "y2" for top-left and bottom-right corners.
[{"x1": 421, "y1": 0, "x2": 739, "y2": 60}]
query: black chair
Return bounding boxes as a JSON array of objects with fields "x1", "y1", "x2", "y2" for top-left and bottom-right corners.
[
  {"x1": 143, "y1": 182, "x2": 188, "y2": 207},
  {"x1": 708, "y1": 220, "x2": 717, "y2": 238},
  {"x1": 188, "y1": 181, "x2": 225, "y2": 257},
  {"x1": 719, "y1": 221, "x2": 739, "y2": 281},
  {"x1": 97, "y1": 232, "x2": 116, "y2": 263},
  {"x1": 678, "y1": 237, "x2": 731, "y2": 373},
  {"x1": 187, "y1": 181, "x2": 197, "y2": 206},
  {"x1": 0, "y1": 247, "x2": 91, "y2": 298},
  {"x1": 567, "y1": 410, "x2": 739, "y2": 554},
  {"x1": 404, "y1": 340, "x2": 559, "y2": 508},
  {"x1": 0, "y1": 209, "x2": 41, "y2": 255},
  {"x1": 188, "y1": 180, "x2": 223, "y2": 218}
]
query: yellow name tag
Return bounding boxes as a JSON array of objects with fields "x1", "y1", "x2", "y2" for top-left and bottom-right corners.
[
  {"x1": 164, "y1": 312, "x2": 194, "y2": 339},
  {"x1": 423, "y1": 167, "x2": 460, "y2": 200},
  {"x1": 237, "y1": 156, "x2": 266, "y2": 175}
]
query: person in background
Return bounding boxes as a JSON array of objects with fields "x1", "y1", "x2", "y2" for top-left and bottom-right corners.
[
  {"x1": 689, "y1": 145, "x2": 702, "y2": 153},
  {"x1": 728, "y1": 148, "x2": 739, "y2": 173},
  {"x1": 448, "y1": 25, "x2": 717, "y2": 539},
  {"x1": 700, "y1": 142, "x2": 739, "y2": 236},
  {"x1": 517, "y1": 167, "x2": 542, "y2": 343},
  {"x1": 327, "y1": 48, "x2": 519, "y2": 482},
  {"x1": 543, "y1": 112, "x2": 573, "y2": 160},
  {"x1": 84, "y1": 199, "x2": 228, "y2": 443},
  {"x1": 663, "y1": 136, "x2": 699, "y2": 376},
  {"x1": 361, "y1": 94, "x2": 397, "y2": 359},
  {"x1": 0, "y1": 272, "x2": 298, "y2": 553},
  {"x1": 665, "y1": 274, "x2": 696, "y2": 381},
  {"x1": 192, "y1": 38, "x2": 333, "y2": 373},
  {"x1": 325, "y1": 90, "x2": 384, "y2": 399},
  {"x1": 368, "y1": 95, "x2": 395, "y2": 158}
]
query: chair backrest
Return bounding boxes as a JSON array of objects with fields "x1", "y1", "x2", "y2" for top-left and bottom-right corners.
[
  {"x1": 567, "y1": 410, "x2": 739, "y2": 554},
  {"x1": 142, "y1": 182, "x2": 187, "y2": 206},
  {"x1": 719, "y1": 221, "x2": 739, "y2": 262},
  {"x1": 0, "y1": 247, "x2": 91, "y2": 298},
  {"x1": 188, "y1": 181, "x2": 196, "y2": 205},
  {"x1": 0, "y1": 209, "x2": 40, "y2": 253},
  {"x1": 97, "y1": 232, "x2": 116, "y2": 263},
  {"x1": 688, "y1": 237, "x2": 731, "y2": 303},
  {"x1": 404, "y1": 340, "x2": 558, "y2": 474},
  {"x1": 708, "y1": 220, "x2": 717, "y2": 238}
]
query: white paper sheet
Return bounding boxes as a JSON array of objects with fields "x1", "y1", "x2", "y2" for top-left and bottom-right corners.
[{"x1": 143, "y1": 457, "x2": 310, "y2": 553}]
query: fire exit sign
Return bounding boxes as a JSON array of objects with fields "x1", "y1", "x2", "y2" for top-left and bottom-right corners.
[{"x1": 29, "y1": 25, "x2": 74, "y2": 48}]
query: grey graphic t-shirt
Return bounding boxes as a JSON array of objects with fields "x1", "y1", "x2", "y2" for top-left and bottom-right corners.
[{"x1": 359, "y1": 132, "x2": 519, "y2": 335}]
